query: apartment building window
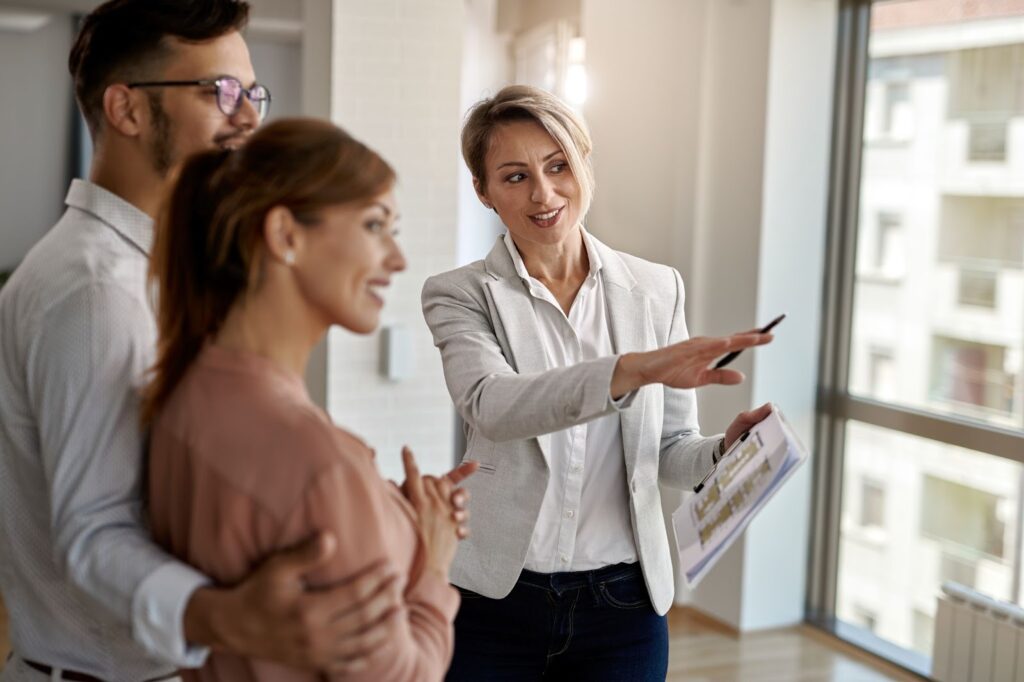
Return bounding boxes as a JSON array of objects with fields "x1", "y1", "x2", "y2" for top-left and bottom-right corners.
[
  {"x1": 922, "y1": 475, "x2": 1008, "y2": 559},
  {"x1": 860, "y1": 478, "x2": 886, "y2": 527},
  {"x1": 967, "y1": 119, "x2": 1008, "y2": 162},
  {"x1": 957, "y1": 268, "x2": 997, "y2": 308},
  {"x1": 811, "y1": 1, "x2": 1024, "y2": 676},
  {"x1": 930, "y1": 337, "x2": 1012, "y2": 415},
  {"x1": 874, "y1": 211, "x2": 904, "y2": 279},
  {"x1": 882, "y1": 81, "x2": 911, "y2": 139},
  {"x1": 867, "y1": 346, "x2": 896, "y2": 400},
  {"x1": 852, "y1": 604, "x2": 879, "y2": 633},
  {"x1": 949, "y1": 45, "x2": 1024, "y2": 163}
]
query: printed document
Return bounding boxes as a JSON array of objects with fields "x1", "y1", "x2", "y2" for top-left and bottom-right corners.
[{"x1": 672, "y1": 406, "x2": 809, "y2": 587}]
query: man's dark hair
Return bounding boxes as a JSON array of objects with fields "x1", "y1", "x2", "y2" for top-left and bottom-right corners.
[{"x1": 69, "y1": 0, "x2": 250, "y2": 138}]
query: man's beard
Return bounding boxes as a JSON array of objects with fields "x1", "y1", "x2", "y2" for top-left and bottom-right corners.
[{"x1": 146, "y1": 91, "x2": 174, "y2": 177}]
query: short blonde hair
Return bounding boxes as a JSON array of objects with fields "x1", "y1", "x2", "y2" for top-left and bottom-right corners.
[{"x1": 461, "y1": 85, "x2": 595, "y2": 218}]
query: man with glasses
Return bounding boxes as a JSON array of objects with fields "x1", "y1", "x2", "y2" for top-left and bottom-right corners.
[{"x1": 0, "y1": 1, "x2": 403, "y2": 679}]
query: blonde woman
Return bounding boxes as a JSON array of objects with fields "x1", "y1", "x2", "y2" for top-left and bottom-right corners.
[{"x1": 422, "y1": 85, "x2": 773, "y2": 680}]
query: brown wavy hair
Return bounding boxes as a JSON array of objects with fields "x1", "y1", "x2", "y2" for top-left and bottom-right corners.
[{"x1": 143, "y1": 117, "x2": 395, "y2": 425}]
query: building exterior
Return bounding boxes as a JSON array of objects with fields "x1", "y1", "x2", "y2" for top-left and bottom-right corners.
[{"x1": 837, "y1": 1, "x2": 1024, "y2": 657}]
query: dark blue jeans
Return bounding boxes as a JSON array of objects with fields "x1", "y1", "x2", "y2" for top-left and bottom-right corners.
[{"x1": 446, "y1": 562, "x2": 668, "y2": 681}]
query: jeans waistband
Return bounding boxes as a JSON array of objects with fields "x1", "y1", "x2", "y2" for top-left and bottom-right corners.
[{"x1": 518, "y1": 562, "x2": 642, "y2": 593}]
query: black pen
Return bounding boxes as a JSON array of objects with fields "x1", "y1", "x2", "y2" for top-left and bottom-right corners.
[
  {"x1": 713, "y1": 313, "x2": 786, "y2": 369},
  {"x1": 693, "y1": 431, "x2": 750, "y2": 493}
]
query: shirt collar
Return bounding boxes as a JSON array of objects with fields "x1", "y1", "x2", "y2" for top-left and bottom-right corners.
[
  {"x1": 65, "y1": 179, "x2": 154, "y2": 256},
  {"x1": 502, "y1": 227, "x2": 604, "y2": 286}
]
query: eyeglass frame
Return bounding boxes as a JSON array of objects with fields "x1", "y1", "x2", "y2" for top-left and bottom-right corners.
[{"x1": 126, "y1": 76, "x2": 272, "y2": 119}]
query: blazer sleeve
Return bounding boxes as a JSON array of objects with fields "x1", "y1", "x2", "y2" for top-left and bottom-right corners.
[
  {"x1": 656, "y1": 268, "x2": 722, "y2": 488},
  {"x1": 421, "y1": 273, "x2": 632, "y2": 443},
  {"x1": 294, "y1": 459, "x2": 459, "y2": 682}
]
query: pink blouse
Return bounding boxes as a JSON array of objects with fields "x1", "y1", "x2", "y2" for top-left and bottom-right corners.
[{"x1": 148, "y1": 344, "x2": 458, "y2": 681}]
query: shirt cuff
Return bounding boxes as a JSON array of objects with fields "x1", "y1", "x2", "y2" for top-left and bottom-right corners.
[
  {"x1": 708, "y1": 434, "x2": 726, "y2": 466},
  {"x1": 132, "y1": 561, "x2": 211, "y2": 668},
  {"x1": 605, "y1": 355, "x2": 638, "y2": 411}
]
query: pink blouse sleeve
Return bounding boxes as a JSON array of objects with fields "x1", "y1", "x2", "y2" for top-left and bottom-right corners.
[{"x1": 287, "y1": 454, "x2": 459, "y2": 682}]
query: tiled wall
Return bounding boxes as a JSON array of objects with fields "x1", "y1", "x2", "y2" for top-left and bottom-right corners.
[{"x1": 326, "y1": 0, "x2": 464, "y2": 482}]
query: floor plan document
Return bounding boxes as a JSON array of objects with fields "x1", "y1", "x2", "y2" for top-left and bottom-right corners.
[{"x1": 672, "y1": 406, "x2": 809, "y2": 587}]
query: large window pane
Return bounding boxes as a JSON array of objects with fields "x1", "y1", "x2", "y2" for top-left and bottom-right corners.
[
  {"x1": 836, "y1": 420, "x2": 1022, "y2": 658},
  {"x1": 848, "y1": 0, "x2": 1024, "y2": 431}
]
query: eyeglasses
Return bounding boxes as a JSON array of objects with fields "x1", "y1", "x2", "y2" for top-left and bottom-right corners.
[{"x1": 127, "y1": 76, "x2": 271, "y2": 120}]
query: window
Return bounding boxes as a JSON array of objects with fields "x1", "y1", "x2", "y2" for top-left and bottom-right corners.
[
  {"x1": 948, "y1": 45, "x2": 1024, "y2": 163},
  {"x1": 938, "y1": 197, "x2": 1024, "y2": 269},
  {"x1": 967, "y1": 119, "x2": 1008, "y2": 162},
  {"x1": 921, "y1": 475, "x2": 1007, "y2": 559},
  {"x1": 852, "y1": 604, "x2": 879, "y2": 633},
  {"x1": 868, "y1": 347, "x2": 896, "y2": 400},
  {"x1": 912, "y1": 609, "x2": 934, "y2": 655},
  {"x1": 930, "y1": 337, "x2": 1013, "y2": 416},
  {"x1": 860, "y1": 478, "x2": 886, "y2": 528},
  {"x1": 513, "y1": 21, "x2": 586, "y2": 109},
  {"x1": 811, "y1": 1, "x2": 1024, "y2": 676},
  {"x1": 882, "y1": 81, "x2": 912, "y2": 139},
  {"x1": 834, "y1": 423, "x2": 1020, "y2": 659},
  {"x1": 957, "y1": 268, "x2": 997, "y2": 308}
]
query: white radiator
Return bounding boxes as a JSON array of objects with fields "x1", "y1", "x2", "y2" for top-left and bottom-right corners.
[{"x1": 932, "y1": 582, "x2": 1024, "y2": 682}]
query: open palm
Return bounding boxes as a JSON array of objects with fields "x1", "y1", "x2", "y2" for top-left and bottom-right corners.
[{"x1": 638, "y1": 333, "x2": 773, "y2": 390}]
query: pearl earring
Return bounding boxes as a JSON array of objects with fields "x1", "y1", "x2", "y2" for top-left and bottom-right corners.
[{"x1": 284, "y1": 250, "x2": 296, "y2": 266}]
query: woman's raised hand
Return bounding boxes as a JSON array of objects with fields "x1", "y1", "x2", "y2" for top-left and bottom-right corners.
[
  {"x1": 610, "y1": 332, "x2": 774, "y2": 398},
  {"x1": 400, "y1": 446, "x2": 461, "y2": 580}
]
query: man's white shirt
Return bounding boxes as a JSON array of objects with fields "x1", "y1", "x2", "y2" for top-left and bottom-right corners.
[{"x1": 0, "y1": 180, "x2": 208, "y2": 679}]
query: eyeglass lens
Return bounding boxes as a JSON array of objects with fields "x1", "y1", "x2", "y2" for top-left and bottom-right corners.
[{"x1": 216, "y1": 78, "x2": 270, "y2": 119}]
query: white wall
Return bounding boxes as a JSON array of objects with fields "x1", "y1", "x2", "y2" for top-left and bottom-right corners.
[
  {"x1": 737, "y1": 0, "x2": 835, "y2": 630},
  {"x1": 581, "y1": 0, "x2": 711, "y2": 606},
  {"x1": 248, "y1": 40, "x2": 302, "y2": 120},
  {"x1": 458, "y1": 0, "x2": 510, "y2": 266},
  {"x1": 583, "y1": 0, "x2": 836, "y2": 630},
  {"x1": 325, "y1": 0, "x2": 465, "y2": 481},
  {"x1": 0, "y1": 1, "x2": 305, "y2": 276},
  {"x1": 0, "y1": 11, "x2": 74, "y2": 273}
]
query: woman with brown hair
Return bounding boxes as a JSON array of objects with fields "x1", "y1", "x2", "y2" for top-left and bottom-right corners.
[{"x1": 144, "y1": 118, "x2": 466, "y2": 681}]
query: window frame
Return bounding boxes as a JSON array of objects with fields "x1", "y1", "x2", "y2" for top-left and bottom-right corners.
[{"x1": 808, "y1": 0, "x2": 1024, "y2": 676}]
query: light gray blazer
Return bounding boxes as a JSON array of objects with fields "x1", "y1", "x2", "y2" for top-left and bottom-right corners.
[{"x1": 421, "y1": 234, "x2": 718, "y2": 615}]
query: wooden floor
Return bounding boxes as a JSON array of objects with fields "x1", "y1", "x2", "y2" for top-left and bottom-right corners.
[
  {"x1": 666, "y1": 608, "x2": 922, "y2": 682},
  {"x1": 0, "y1": 597, "x2": 919, "y2": 681}
]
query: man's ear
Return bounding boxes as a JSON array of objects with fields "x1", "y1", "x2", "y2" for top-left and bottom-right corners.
[
  {"x1": 102, "y1": 83, "x2": 145, "y2": 137},
  {"x1": 263, "y1": 206, "x2": 304, "y2": 265}
]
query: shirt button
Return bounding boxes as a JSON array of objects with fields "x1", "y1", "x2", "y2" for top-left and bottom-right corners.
[
  {"x1": 566, "y1": 509, "x2": 575, "y2": 518},
  {"x1": 560, "y1": 554, "x2": 569, "y2": 563},
  {"x1": 572, "y1": 463, "x2": 582, "y2": 472}
]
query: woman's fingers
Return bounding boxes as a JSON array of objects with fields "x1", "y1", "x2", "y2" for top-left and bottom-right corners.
[
  {"x1": 443, "y1": 460, "x2": 479, "y2": 486},
  {"x1": 401, "y1": 446, "x2": 424, "y2": 503},
  {"x1": 703, "y1": 368, "x2": 745, "y2": 386}
]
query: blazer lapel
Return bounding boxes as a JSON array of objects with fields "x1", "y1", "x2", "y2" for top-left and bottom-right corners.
[
  {"x1": 595, "y1": 238, "x2": 652, "y2": 484},
  {"x1": 483, "y1": 239, "x2": 553, "y2": 464}
]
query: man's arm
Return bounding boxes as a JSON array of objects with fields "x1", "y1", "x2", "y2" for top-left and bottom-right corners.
[
  {"x1": 30, "y1": 284, "x2": 403, "y2": 670},
  {"x1": 28, "y1": 284, "x2": 208, "y2": 665}
]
